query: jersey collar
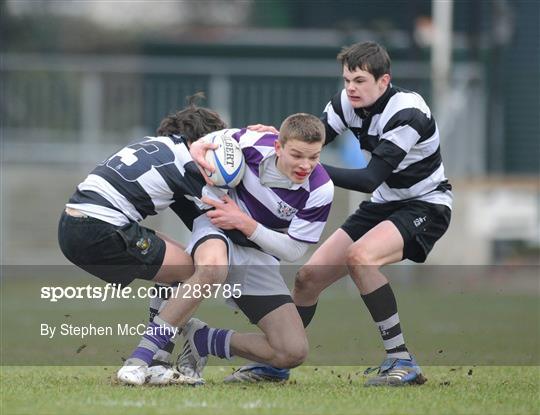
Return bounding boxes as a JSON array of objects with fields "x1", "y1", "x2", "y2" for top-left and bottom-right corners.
[{"x1": 170, "y1": 134, "x2": 189, "y2": 145}]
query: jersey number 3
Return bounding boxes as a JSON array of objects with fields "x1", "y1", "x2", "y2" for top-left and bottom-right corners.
[{"x1": 103, "y1": 141, "x2": 175, "y2": 181}]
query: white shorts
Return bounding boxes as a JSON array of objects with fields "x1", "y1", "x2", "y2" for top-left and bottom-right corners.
[{"x1": 186, "y1": 215, "x2": 291, "y2": 298}]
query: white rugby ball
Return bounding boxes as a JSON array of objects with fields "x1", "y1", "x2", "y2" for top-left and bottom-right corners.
[{"x1": 201, "y1": 129, "x2": 246, "y2": 188}]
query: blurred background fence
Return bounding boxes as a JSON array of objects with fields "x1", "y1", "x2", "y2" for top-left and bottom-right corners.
[
  {"x1": 1, "y1": 0, "x2": 538, "y2": 271},
  {"x1": 1, "y1": 53, "x2": 484, "y2": 172}
]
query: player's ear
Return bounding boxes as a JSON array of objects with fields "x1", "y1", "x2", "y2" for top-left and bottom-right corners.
[
  {"x1": 379, "y1": 73, "x2": 391, "y2": 88},
  {"x1": 274, "y1": 139, "x2": 283, "y2": 156}
]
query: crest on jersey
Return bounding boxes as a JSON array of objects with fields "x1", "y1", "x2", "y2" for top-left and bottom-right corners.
[
  {"x1": 136, "y1": 238, "x2": 151, "y2": 255},
  {"x1": 276, "y1": 201, "x2": 298, "y2": 219}
]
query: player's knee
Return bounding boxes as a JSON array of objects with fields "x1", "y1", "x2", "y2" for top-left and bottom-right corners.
[
  {"x1": 194, "y1": 262, "x2": 228, "y2": 285},
  {"x1": 346, "y1": 244, "x2": 377, "y2": 267},
  {"x1": 294, "y1": 266, "x2": 317, "y2": 294},
  {"x1": 294, "y1": 267, "x2": 312, "y2": 291},
  {"x1": 274, "y1": 342, "x2": 309, "y2": 368}
]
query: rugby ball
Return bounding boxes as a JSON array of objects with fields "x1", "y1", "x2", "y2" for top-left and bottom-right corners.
[{"x1": 200, "y1": 130, "x2": 246, "y2": 188}]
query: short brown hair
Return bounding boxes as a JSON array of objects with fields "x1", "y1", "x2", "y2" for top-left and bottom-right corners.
[
  {"x1": 337, "y1": 41, "x2": 391, "y2": 80},
  {"x1": 278, "y1": 113, "x2": 325, "y2": 145},
  {"x1": 156, "y1": 92, "x2": 226, "y2": 143}
]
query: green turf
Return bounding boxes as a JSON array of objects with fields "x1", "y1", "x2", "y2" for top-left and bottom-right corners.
[
  {"x1": 1, "y1": 366, "x2": 539, "y2": 415},
  {"x1": 1, "y1": 275, "x2": 539, "y2": 413}
]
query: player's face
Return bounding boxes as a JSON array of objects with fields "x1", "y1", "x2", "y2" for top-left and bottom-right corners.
[
  {"x1": 275, "y1": 138, "x2": 323, "y2": 184},
  {"x1": 343, "y1": 65, "x2": 390, "y2": 108}
]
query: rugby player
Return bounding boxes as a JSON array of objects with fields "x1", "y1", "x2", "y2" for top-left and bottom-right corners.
[
  {"x1": 117, "y1": 113, "x2": 334, "y2": 385},
  {"x1": 58, "y1": 94, "x2": 227, "y2": 383}
]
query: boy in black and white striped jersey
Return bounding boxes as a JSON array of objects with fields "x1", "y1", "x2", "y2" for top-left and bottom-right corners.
[
  {"x1": 244, "y1": 41, "x2": 452, "y2": 386},
  {"x1": 58, "y1": 95, "x2": 227, "y2": 383}
]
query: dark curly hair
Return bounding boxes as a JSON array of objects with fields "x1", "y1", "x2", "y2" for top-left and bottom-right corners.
[{"x1": 156, "y1": 92, "x2": 227, "y2": 143}]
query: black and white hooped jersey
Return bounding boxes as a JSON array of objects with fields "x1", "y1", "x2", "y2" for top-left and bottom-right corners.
[
  {"x1": 322, "y1": 86, "x2": 453, "y2": 208},
  {"x1": 66, "y1": 135, "x2": 205, "y2": 226}
]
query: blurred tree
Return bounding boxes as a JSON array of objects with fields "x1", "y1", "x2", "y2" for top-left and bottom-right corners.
[{"x1": 251, "y1": 0, "x2": 293, "y2": 27}]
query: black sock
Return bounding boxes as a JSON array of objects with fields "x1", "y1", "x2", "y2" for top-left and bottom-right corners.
[
  {"x1": 296, "y1": 303, "x2": 318, "y2": 328},
  {"x1": 361, "y1": 283, "x2": 410, "y2": 360}
]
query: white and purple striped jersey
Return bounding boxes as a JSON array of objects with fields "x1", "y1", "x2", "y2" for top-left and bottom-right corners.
[
  {"x1": 323, "y1": 86, "x2": 453, "y2": 208},
  {"x1": 66, "y1": 135, "x2": 204, "y2": 227},
  {"x1": 228, "y1": 128, "x2": 334, "y2": 244}
]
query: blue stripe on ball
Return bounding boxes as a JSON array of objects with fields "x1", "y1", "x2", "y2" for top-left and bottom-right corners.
[{"x1": 213, "y1": 151, "x2": 244, "y2": 187}]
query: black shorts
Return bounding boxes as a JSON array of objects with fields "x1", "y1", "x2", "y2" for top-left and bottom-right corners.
[
  {"x1": 58, "y1": 211, "x2": 166, "y2": 285},
  {"x1": 233, "y1": 295, "x2": 294, "y2": 325},
  {"x1": 341, "y1": 200, "x2": 451, "y2": 263}
]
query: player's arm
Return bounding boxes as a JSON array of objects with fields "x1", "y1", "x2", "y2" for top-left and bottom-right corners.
[
  {"x1": 322, "y1": 154, "x2": 395, "y2": 193},
  {"x1": 324, "y1": 101, "x2": 425, "y2": 193},
  {"x1": 202, "y1": 195, "x2": 309, "y2": 262},
  {"x1": 247, "y1": 225, "x2": 308, "y2": 262}
]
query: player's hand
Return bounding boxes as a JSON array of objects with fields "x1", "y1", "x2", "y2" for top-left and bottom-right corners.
[
  {"x1": 247, "y1": 124, "x2": 279, "y2": 135},
  {"x1": 202, "y1": 195, "x2": 257, "y2": 236},
  {"x1": 190, "y1": 140, "x2": 218, "y2": 185}
]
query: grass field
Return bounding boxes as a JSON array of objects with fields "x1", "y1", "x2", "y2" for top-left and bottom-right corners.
[
  {"x1": 1, "y1": 273, "x2": 539, "y2": 414},
  {"x1": 1, "y1": 366, "x2": 539, "y2": 415}
]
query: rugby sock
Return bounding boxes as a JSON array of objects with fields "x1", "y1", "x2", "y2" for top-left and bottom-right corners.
[
  {"x1": 193, "y1": 326, "x2": 234, "y2": 360},
  {"x1": 149, "y1": 283, "x2": 170, "y2": 321},
  {"x1": 149, "y1": 283, "x2": 177, "y2": 362},
  {"x1": 296, "y1": 303, "x2": 318, "y2": 328},
  {"x1": 361, "y1": 283, "x2": 411, "y2": 360},
  {"x1": 127, "y1": 316, "x2": 178, "y2": 366}
]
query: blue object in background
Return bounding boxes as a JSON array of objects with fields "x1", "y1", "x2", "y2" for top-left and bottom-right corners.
[{"x1": 340, "y1": 130, "x2": 367, "y2": 168}]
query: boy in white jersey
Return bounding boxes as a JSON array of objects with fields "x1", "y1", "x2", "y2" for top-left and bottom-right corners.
[
  {"x1": 231, "y1": 42, "x2": 452, "y2": 385},
  {"x1": 117, "y1": 113, "x2": 334, "y2": 385}
]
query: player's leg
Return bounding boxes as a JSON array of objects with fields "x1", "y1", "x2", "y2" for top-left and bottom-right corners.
[
  {"x1": 59, "y1": 213, "x2": 204, "y2": 385},
  {"x1": 352, "y1": 202, "x2": 451, "y2": 386},
  {"x1": 143, "y1": 237, "x2": 229, "y2": 386},
  {"x1": 231, "y1": 302, "x2": 308, "y2": 368},
  {"x1": 293, "y1": 199, "x2": 384, "y2": 328},
  {"x1": 118, "y1": 229, "x2": 192, "y2": 369},
  {"x1": 224, "y1": 230, "x2": 357, "y2": 384},
  {"x1": 157, "y1": 215, "x2": 231, "y2": 328},
  {"x1": 219, "y1": 224, "x2": 356, "y2": 384},
  {"x1": 292, "y1": 228, "x2": 352, "y2": 326},
  {"x1": 147, "y1": 283, "x2": 176, "y2": 365},
  {"x1": 182, "y1": 301, "x2": 307, "y2": 382},
  {"x1": 345, "y1": 220, "x2": 411, "y2": 358},
  {"x1": 144, "y1": 232, "x2": 192, "y2": 365},
  {"x1": 118, "y1": 218, "x2": 230, "y2": 385},
  {"x1": 158, "y1": 237, "x2": 228, "y2": 327},
  {"x1": 348, "y1": 221, "x2": 425, "y2": 386},
  {"x1": 230, "y1": 249, "x2": 307, "y2": 369},
  {"x1": 151, "y1": 231, "x2": 194, "y2": 284},
  {"x1": 347, "y1": 220, "x2": 403, "y2": 290},
  {"x1": 119, "y1": 238, "x2": 227, "y2": 366},
  {"x1": 180, "y1": 244, "x2": 306, "y2": 383}
]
